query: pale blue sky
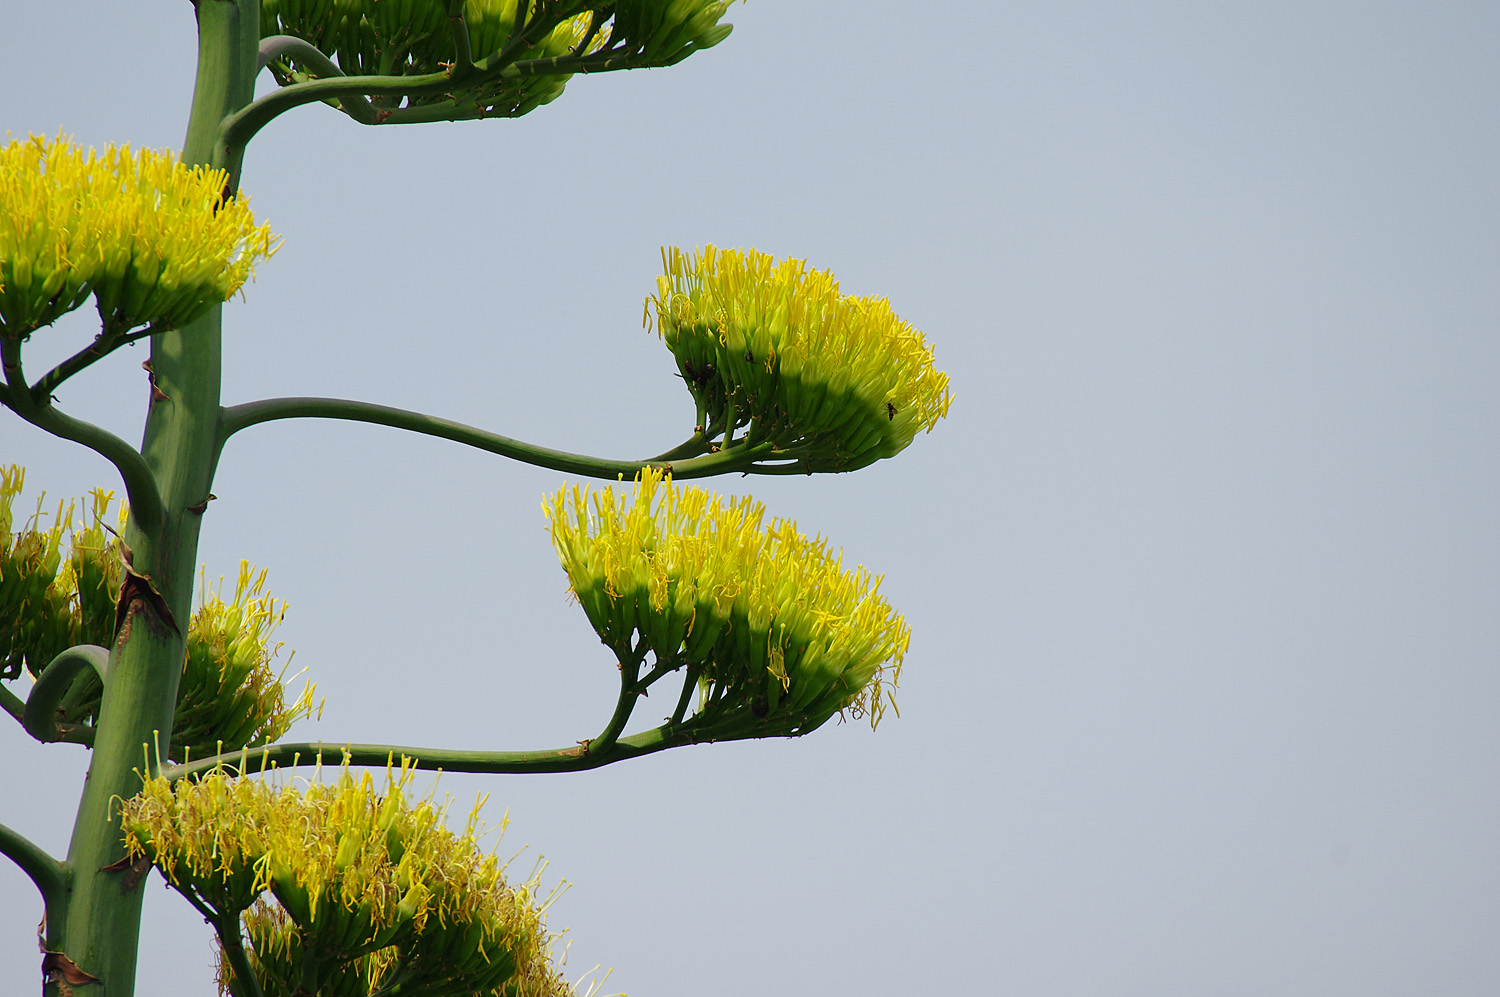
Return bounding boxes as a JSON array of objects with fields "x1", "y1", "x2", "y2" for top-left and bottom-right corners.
[{"x1": 3, "y1": 2, "x2": 1498, "y2": 994}]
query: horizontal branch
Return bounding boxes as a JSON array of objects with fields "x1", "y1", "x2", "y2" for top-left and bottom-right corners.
[
  {"x1": 218, "y1": 395, "x2": 777, "y2": 480},
  {"x1": 162, "y1": 725, "x2": 699, "y2": 782},
  {"x1": 163, "y1": 701, "x2": 834, "y2": 783}
]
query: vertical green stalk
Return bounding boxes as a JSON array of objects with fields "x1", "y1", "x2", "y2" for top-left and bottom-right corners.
[{"x1": 53, "y1": 3, "x2": 260, "y2": 994}]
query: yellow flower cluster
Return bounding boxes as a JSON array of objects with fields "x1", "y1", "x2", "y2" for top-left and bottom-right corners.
[
  {"x1": 121, "y1": 762, "x2": 571, "y2": 997},
  {"x1": 176, "y1": 564, "x2": 321, "y2": 763},
  {"x1": 0, "y1": 135, "x2": 276, "y2": 338},
  {"x1": 0, "y1": 466, "x2": 315, "y2": 755},
  {"x1": 647, "y1": 245, "x2": 952, "y2": 471},
  {"x1": 546, "y1": 468, "x2": 906, "y2": 729}
]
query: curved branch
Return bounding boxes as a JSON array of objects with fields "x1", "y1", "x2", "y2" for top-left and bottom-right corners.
[
  {"x1": 23, "y1": 645, "x2": 109, "y2": 746},
  {"x1": 0, "y1": 822, "x2": 69, "y2": 927},
  {"x1": 222, "y1": 10, "x2": 571, "y2": 151},
  {"x1": 257, "y1": 35, "x2": 377, "y2": 125},
  {"x1": 2, "y1": 340, "x2": 164, "y2": 531},
  {"x1": 445, "y1": 0, "x2": 476, "y2": 83},
  {"x1": 217, "y1": 395, "x2": 777, "y2": 480},
  {"x1": 220, "y1": 68, "x2": 455, "y2": 152},
  {"x1": 585, "y1": 643, "x2": 646, "y2": 759},
  {"x1": 30, "y1": 323, "x2": 162, "y2": 402}
]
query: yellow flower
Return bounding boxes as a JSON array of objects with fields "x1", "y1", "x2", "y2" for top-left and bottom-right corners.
[
  {"x1": 122, "y1": 761, "x2": 572, "y2": 997},
  {"x1": 0, "y1": 466, "x2": 315, "y2": 752},
  {"x1": 646, "y1": 245, "x2": 952, "y2": 471},
  {"x1": 545, "y1": 468, "x2": 907, "y2": 730},
  {"x1": 0, "y1": 134, "x2": 277, "y2": 338},
  {"x1": 175, "y1": 562, "x2": 321, "y2": 763}
]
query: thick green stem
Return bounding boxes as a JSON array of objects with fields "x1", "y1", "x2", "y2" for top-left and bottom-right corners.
[
  {"x1": 52, "y1": 4, "x2": 261, "y2": 994},
  {"x1": 211, "y1": 914, "x2": 265, "y2": 997}
]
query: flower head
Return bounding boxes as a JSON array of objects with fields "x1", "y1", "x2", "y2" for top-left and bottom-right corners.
[
  {"x1": 0, "y1": 135, "x2": 277, "y2": 338},
  {"x1": 647, "y1": 246, "x2": 951, "y2": 471},
  {"x1": 122, "y1": 761, "x2": 573, "y2": 997},
  {"x1": 0, "y1": 466, "x2": 315, "y2": 751},
  {"x1": 175, "y1": 562, "x2": 321, "y2": 762},
  {"x1": 545, "y1": 468, "x2": 907, "y2": 731}
]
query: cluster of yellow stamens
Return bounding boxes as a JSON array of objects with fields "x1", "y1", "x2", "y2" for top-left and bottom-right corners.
[
  {"x1": 177, "y1": 564, "x2": 321, "y2": 762},
  {"x1": 647, "y1": 245, "x2": 952, "y2": 471},
  {"x1": 546, "y1": 468, "x2": 906, "y2": 729},
  {"x1": 121, "y1": 761, "x2": 571, "y2": 997},
  {"x1": 0, "y1": 134, "x2": 276, "y2": 338},
  {"x1": 0, "y1": 467, "x2": 315, "y2": 755}
]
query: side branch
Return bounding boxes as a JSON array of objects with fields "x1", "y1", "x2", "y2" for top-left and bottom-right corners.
[
  {"x1": 23, "y1": 645, "x2": 110, "y2": 747},
  {"x1": 257, "y1": 36, "x2": 377, "y2": 124},
  {"x1": 1, "y1": 341, "x2": 165, "y2": 531},
  {"x1": 0, "y1": 822, "x2": 70, "y2": 927},
  {"x1": 218, "y1": 396, "x2": 777, "y2": 480},
  {"x1": 30, "y1": 323, "x2": 163, "y2": 401},
  {"x1": 222, "y1": 11, "x2": 571, "y2": 152},
  {"x1": 162, "y1": 728, "x2": 701, "y2": 782}
]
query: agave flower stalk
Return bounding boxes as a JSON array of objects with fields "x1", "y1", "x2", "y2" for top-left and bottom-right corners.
[{"x1": 0, "y1": 2, "x2": 945, "y2": 993}]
